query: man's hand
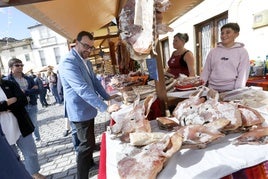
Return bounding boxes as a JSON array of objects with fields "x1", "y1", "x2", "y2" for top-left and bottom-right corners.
[
  {"x1": 109, "y1": 94, "x2": 123, "y2": 102},
  {"x1": 107, "y1": 104, "x2": 120, "y2": 113},
  {"x1": 32, "y1": 85, "x2": 38, "y2": 89},
  {"x1": 109, "y1": 94, "x2": 120, "y2": 100},
  {"x1": 7, "y1": 97, "x2": 17, "y2": 106}
]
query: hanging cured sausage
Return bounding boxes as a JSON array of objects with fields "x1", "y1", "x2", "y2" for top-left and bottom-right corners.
[{"x1": 119, "y1": 0, "x2": 173, "y2": 61}]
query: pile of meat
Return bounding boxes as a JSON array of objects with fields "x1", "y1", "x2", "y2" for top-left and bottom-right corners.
[
  {"x1": 109, "y1": 72, "x2": 177, "y2": 105},
  {"x1": 174, "y1": 75, "x2": 203, "y2": 90},
  {"x1": 109, "y1": 94, "x2": 184, "y2": 179},
  {"x1": 172, "y1": 86, "x2": 268, "y2": 148},
  {"x1": 109, "y1": 87, "x2": 268, "y2": 179},
  {"x1": 109, "y1": 73, "x2": 145, "y2": 89}
]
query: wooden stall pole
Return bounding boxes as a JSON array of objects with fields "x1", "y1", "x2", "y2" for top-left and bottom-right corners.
[
  {"x1": 109, "y1": 41, "x2": 117, "y2": 74},
  {"x1": 153, "y1": 41, "x2": 167, "y2": 116}
]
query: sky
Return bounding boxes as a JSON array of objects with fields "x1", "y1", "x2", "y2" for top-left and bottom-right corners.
[{"x1": 0, "y1": 7, "x2": 39, "y2": 40}]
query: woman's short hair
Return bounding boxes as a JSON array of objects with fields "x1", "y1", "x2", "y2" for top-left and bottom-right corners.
[
  {"x1": 174, "y1": 33, "x2": 189, "y2": 43},
  {"x1": 221, "y1": 23, "x2": 240, "y2": 32},
  {"x1": 8, "y1": 58, "x2": 22, "y2": 68}
]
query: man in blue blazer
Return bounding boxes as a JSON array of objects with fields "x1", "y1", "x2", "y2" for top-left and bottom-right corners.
[{"x1": 58, "y1": 31, "x2": 119, "y2": 179}]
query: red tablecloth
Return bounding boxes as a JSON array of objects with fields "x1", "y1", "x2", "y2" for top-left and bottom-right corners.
[
  {"x1": 221, "y1": 161, "x2": 268, "y2": 179},
  {"x1": 98, "y1": 133, "x2": 107, "y2": 179}
]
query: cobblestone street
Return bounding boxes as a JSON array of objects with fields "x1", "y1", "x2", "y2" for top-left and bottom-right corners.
[{"x1": 32, "y1": 95, "x2": 111, "y2": 179}]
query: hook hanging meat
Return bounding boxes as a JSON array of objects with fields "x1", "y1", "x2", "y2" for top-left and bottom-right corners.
[{"x1": 119, "y1": 0, "x2": 173, "y2": 60}]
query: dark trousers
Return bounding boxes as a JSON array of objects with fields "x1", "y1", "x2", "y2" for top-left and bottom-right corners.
[
  {"x1": 50, "y1": 85, "x2": 61, "y2": 104},
  {"x1": 74, "y1": 119, "x2": 95, "y2": 179},
  {"x1": 39, "y1": 89, "x2": 48, "y2": 106},
  {"x1": 70, "y1": 121, "x2": 80, "y2": 152}
]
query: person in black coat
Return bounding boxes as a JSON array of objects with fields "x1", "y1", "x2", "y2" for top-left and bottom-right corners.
[
  {"x1": 0, "y1": 76, "x2": 45, "y2": 178},
  {"x1": 0, "y1": 79, "x2": 34, "y2": 137},
  {"x1": 35, "y1": 72, "x2": 49, "y2": 107},
  {"x1": 4, "y1": 58, "x2": 41, "y2": 141}
]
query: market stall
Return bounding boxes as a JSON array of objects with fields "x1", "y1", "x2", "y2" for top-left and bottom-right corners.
[
  {"x1": 99, "y1": 87, "x2": 268, "y2": 179},
  {"x1": 8, "y1": 0, "x2": 203, "y2": 113},
  {"x1": 100, "y1": 123, "x2": 268, "y2": 179},
  {"x1": 3, "y1": 1, "x2": 267, "y2": 179},
  {"x1": 95, "y1": 1, "x2": 268, "y2": 177}
]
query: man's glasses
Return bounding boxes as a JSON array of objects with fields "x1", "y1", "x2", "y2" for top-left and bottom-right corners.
[
  {"x1": 13, "y1": 64, "x2": 24, "y2": 67},
  {"x1": 78, "y1": 41, "x2": 94, "y2": 50}
]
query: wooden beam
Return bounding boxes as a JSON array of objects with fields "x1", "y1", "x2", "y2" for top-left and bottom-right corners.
[
  {"x1": 94, "y1": 33, "x2": 119, "y2": 41},
  {"x1": 154, "y1": 41, "x2": 167, "y2": 116},
  {"x1": 109, "y1": 41, "x2": 116, "y2": 74}
]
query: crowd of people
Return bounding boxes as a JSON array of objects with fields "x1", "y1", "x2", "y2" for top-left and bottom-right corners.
[
  {"x1": 0, "y1": 58, "x2": 65, "y2": 179},
  {"x1": 0, "y1": 22, "x2": 250, "y2": 179},
  {"x1": 0, "y1": 59, "x2": 45, "y2": 179},
  {"x1": 0, "y1": 30, "x2": 120, "y2": 179}
]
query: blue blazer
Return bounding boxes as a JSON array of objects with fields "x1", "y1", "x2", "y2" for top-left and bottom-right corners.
[{"x1": 59, "y1": 48, "x2": 110, "y2": 122}]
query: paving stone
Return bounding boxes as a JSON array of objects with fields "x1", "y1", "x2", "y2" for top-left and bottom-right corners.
[
  {"x1": 67, "y1": 166, "x2": 77, "y2": 176},
  {"x1": 54, "y1": 157, "x2": 70, "y2": 164},
  {"x1": 28, "y1": 97, "x2": 109, "y2": 178}
]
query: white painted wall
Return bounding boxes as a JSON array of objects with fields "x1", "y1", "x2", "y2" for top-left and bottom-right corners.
[
  {"x1": 0, "y1": 42, "x2": 34, "y2": 75},
  {"x1": 29, "y1": 25, "x2": 69, "y2": 71},
  {"x1": 160, "y1": 0, "x2": 268, "y2": 64},
  {"x1": 0, "y1": 24, "x2": 69, "y2": 75}
]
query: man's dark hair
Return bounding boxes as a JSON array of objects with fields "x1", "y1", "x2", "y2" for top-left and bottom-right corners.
[
  {"x1": 8, "y1": 58, "x2": 22, "y2": 68},
  {"x1": 76, "y1": 31, "x2": 94, "y2": 41},
  {"x1": 221, "y1": 23, "x2": 240, "y2": 32}
]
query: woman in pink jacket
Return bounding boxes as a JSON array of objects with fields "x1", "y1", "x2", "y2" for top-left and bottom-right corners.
[{"x1": 200, "y1": 23, "x2": 250, "y2": 92}]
